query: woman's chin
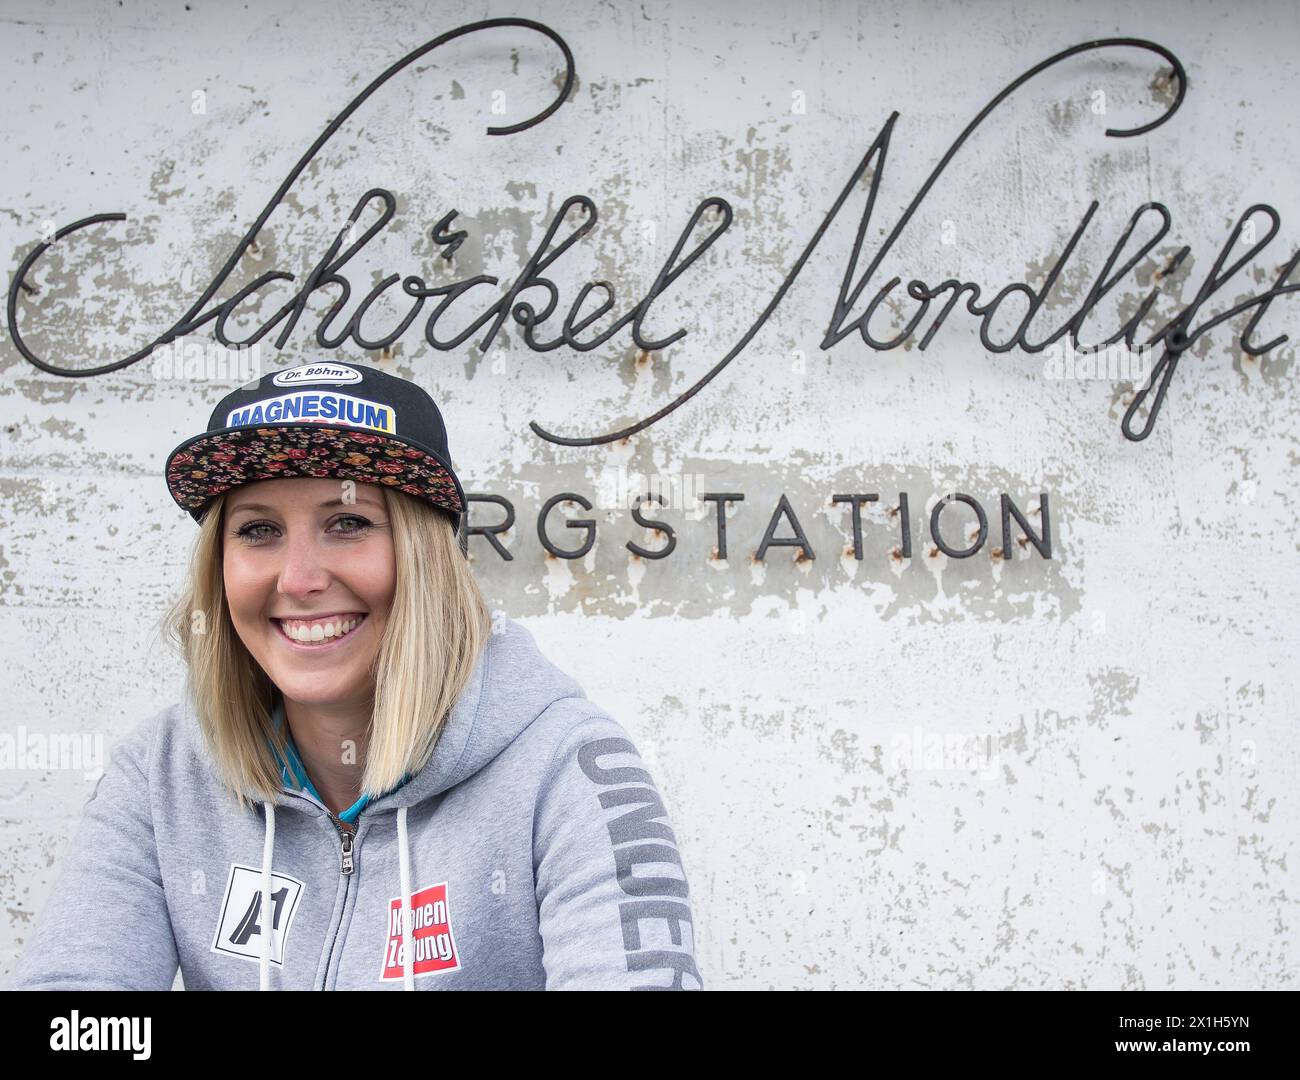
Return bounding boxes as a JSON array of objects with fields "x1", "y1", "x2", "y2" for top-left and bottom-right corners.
[{"x1": 263, "y1": 661, "x2": 372, "y2": 708}]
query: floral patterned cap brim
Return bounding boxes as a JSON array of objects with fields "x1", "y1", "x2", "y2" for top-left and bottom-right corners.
[{"x1": 165, "y1": 423, "x2": 465, "y2": 524}]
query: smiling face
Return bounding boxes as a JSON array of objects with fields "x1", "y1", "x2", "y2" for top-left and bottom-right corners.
[{"x1": 222, "y1": 477, "x2": 396, "y2": 712}]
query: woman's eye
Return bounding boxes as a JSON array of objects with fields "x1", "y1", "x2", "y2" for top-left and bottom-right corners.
[
  {"x1": 233, "y1": 521, "x2": 276, "y2": 543},
  {"x1": 331, "y1": 515, "x2": 374, "y2": 536}
]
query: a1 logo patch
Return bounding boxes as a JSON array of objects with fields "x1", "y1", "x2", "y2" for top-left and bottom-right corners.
[
  {"x1": 211, "y1": 863, "x2": 305, "y2": 967},
  {"x1": 379, "y1": 881, "x2": 462, "y2": 981}
]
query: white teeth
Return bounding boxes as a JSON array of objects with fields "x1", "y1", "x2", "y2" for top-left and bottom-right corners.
[{"x1": 278, "y1": 616, "x2": 362, "y2": 643}]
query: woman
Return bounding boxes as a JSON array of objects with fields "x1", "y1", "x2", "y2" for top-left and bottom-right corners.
[{"x1": 10, "y1": 361, "x2": 702, "y2": 991}]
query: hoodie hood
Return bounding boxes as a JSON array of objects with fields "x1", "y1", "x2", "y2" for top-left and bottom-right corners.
[
  {"x1": 212, "y1": 614, "x2": 588, "y2": 990},
  {"x1": 366, "y1": 615, "x2": 586, "y2": 813}
]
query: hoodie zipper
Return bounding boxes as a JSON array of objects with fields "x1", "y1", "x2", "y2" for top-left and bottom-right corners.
[{"x1": 336, "y1": 819, "x2": 355, "y2": 875}]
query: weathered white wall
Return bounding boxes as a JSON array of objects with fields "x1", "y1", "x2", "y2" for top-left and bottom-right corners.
[{"x1": 2, "y1": 0, "x2": 1297, "y2": 988}]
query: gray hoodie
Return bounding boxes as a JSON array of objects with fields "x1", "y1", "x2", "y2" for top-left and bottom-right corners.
[{"x1": 8, "y1": 615, "x2": 703, "y2": 990}]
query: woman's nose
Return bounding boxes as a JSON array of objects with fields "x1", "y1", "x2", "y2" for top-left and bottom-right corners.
[{"x1": 275, "y1": 530, "x2": 333, "y2": 597}]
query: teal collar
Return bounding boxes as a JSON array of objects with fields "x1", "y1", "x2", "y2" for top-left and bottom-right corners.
[{"x1": 269, "y1": 698, "x2": 410, "y2": 824}]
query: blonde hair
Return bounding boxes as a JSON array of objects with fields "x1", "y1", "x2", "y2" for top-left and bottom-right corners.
[{"x1": 160, "y1": 485, "x2": 490, "y2": 814}]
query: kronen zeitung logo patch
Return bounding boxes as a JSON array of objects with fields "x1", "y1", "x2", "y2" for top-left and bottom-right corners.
[
  {"x1": 379, "y1": 880, "x2": 462, "y2": 980},
  {"x1": 226, "y1": 391, "x2": 397, "y2": 434}
]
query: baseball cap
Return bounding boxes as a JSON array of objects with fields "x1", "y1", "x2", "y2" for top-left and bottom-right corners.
[{"x1": 164, "y1": 361, "x2": 466, "y2": 533}]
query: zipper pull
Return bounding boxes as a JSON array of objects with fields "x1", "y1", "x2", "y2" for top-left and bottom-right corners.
[{"x1": 339, "y1": 826, "x2": 354, "y2": 876}]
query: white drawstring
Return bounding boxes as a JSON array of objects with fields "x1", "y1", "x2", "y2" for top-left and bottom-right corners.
[
  {"x1": 259, "y1": 801, "x2": 276, "y2": 991},
  {"x1": 397, "y1": 804, "x2": 414, "y2": 991}
]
